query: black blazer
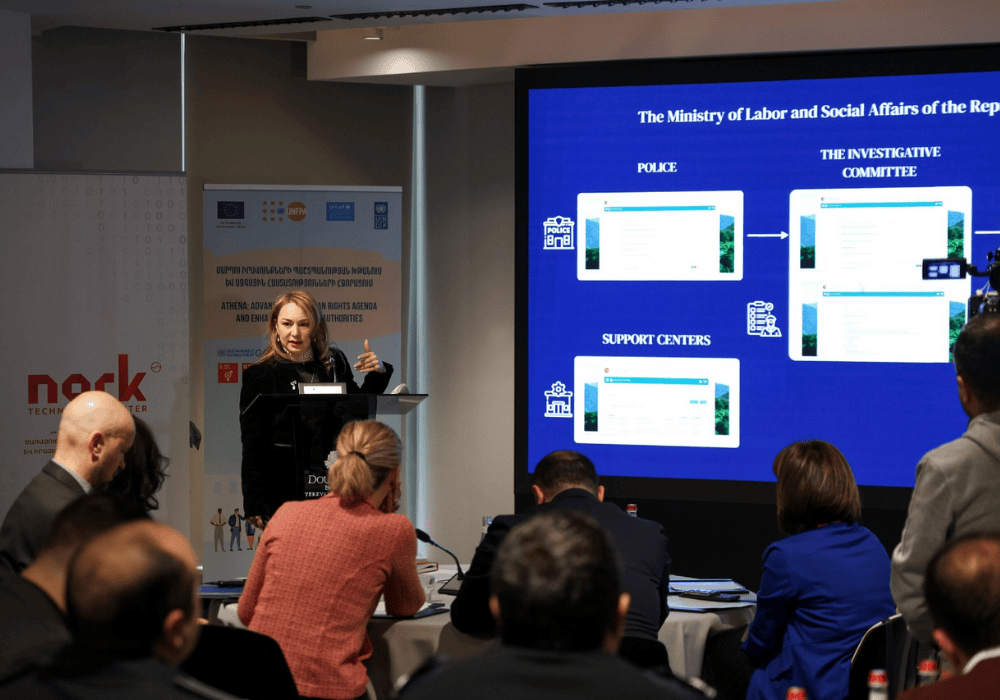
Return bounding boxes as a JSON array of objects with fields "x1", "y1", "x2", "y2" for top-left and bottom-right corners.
[
  {"x1": 0, "y1": 461, "x2": 86, "y2": 574},
  {"x1": 449, "y1": 489, "x2": 671, "y2": 642},
  {"x1": 239, "y1": 346, "x2": 393, "y2": 520}
]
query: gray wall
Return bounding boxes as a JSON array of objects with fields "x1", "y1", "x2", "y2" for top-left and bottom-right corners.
[
  {"x1": 423, "y1": 84, "x2": 515, "y2": 561},
  {"x1": 0, "y1": 10, "x2": 33, "y2": 168},
  {"x1": 32, "y1": 26, "x2": 182, "y2": 172}
]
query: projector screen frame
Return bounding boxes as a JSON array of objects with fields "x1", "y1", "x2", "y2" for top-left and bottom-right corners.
[{"x1": 515, "y1": 42, "x2": 1000, "y2": 511}]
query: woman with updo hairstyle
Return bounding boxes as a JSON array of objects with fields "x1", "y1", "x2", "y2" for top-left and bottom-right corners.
[
  {"x1": 710, "y1": 440, "x2": 894, "y2": 700},
  {"x1": 239, "y1": 420, "x2": 424, "y2": 700},
  {"x1": 240, "y1": 290, "x2": 394, "y2": 528}
]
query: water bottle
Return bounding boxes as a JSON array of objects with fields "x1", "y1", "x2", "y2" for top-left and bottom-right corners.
[
  {"x1": 917, "y1": 658, "x2": 939, "y2": 686},
  {"x1": 867, "y1": 669, "x2": 888, "y2": 700}
]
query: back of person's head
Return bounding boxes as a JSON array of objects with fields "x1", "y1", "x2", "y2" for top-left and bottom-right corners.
[
  {"x1": 953, "y1": 313, "x2": 1000, "y2": 410},
  {"x1": 107, "y1": 417, "x2": 169, "y2": 512},
  {"x1": 773, "y1": 440, "x2": 860, "y2": 534},
  {"x1": 532, "y1": 450, "x2": 599, "y2": 498},
  {"x1": 925, "y1": 532, "x2": 1000, "y2": 658},
  {"x1": 492, "y1": 509, "x2": 621, "y2": 651},
  {"x1": 327, "y1": 420, "x2": 401, "y2": 506},
  {"x1": 39, "y1": 493, "x2": 149, "y2": 557},
  {"x1": 66, "y1": 521, "x2": 198, "y2": 663}
]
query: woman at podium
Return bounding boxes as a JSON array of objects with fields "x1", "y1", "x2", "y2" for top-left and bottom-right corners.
[
  {"x1": 240, "y1": 290, "x2": 394, "y2": 528},
  {"x1": 239, "y1": 420, "x2": 424, "y2": 700}
]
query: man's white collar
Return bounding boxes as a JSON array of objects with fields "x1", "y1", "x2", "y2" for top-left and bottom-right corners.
[
  {"x1": 53, "y1": 459, "x2": 93, "y2": 494},
  {"x1": 963, "y1": 645, "x2": 1000, "y2": 674}
]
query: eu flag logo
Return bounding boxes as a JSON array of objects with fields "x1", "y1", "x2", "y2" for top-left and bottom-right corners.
[{"x1": 217, "y1": 201, "x2": 245, "y2": 220}]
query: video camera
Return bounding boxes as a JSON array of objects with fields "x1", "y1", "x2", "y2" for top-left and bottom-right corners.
[{"x1": 923, "y1": 247, "x2": 1000, "y2": 318}]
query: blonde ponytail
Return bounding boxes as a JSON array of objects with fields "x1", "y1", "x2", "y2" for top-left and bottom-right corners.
[{"x1": 327, "y1": 421, "x2": 401, "y2": 505}]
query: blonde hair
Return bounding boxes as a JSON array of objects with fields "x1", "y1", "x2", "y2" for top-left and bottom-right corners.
[
  {"x1": 259, "y1": 291, "x2": 331, "y2": 363},
  {"x1": 328, "y1": 421, "x2": 401, "y2": 505}
]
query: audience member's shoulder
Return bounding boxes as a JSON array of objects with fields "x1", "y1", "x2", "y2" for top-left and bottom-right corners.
[
  {"x1": 173, "y1": 671, "x2": 245, "y2": 699},
  {"x1": 490, "y1": 513, "x2": 527, "y2": 530},
  {"x1": 381, "y1": 512, "x2": 418, "y2": 539},
  {"x1": 641, "y1": 667, "x2": 717, "y2": 700}
]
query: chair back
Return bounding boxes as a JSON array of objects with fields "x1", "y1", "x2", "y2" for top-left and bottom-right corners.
[
  {"x1": 848, "y1": 613, "x2": 919, "y2": 700},
  {"x1": 182, "y1": 623, "x2": 299, "y2": 700}
]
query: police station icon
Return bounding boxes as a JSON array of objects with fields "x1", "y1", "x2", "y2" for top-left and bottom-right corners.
[
  {"x1": 544, "y1": 382, "x2": 573, "y2": 418},
  {"x1": 543, "y1": 216, "x2": 575, "y2": 250},
  {"x1": 747, "y1": 301, "x2": 782, "y2": 337}
]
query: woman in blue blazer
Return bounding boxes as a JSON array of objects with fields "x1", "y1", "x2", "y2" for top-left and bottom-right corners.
[{"x1": 742, "y1": 441, "x2": 896, "y2": 700}]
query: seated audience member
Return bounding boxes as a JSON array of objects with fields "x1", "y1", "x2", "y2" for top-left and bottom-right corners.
[
  {"x1": 450, "y1": 449, "x2": 671, "y2": 668},
  {"x1": 0, "y1": 520, "x2": 230, "y2": 699},
  {"x1": 0, "y1": 391, "x2": 135, "y2": 574},
  {"x1": 0, "y1": 494, "x2": 148, "y2": 681},
  {"x1": 892, "y1": 313, "x2": 1000, "y2": 644},
  {"x1": 706, "y1": 441, "x2": 895, "y2": 700},
  {"x1": 897, "y1": 532, "x2": 1000, "y2": 700},
  {"x1": 238, "y1": 420, "x2": 425, "y2": 700},
  {"x1": 400, "y1": 509, "x2": 706, "y2": 700},
  {"x1": 107, "y1": 416, "x2": 169, "y2": 512}
]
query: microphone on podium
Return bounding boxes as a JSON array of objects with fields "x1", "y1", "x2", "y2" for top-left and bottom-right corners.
[{"x1": 415, "y1": 528, "x2": 465, "y2": 581}]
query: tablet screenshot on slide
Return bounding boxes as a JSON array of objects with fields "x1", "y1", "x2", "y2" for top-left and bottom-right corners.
[
  {"x1": 577, "y1": 191, "x2": 743, "y2": 281},
  {"x1": 574, "y1": 356, "x2": 740, "y2": 448},
  {"x1": 788, "y1": 186, "x2": 971, "y2": 363}
]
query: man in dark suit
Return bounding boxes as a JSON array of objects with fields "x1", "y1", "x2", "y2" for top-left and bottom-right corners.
[
  {"x1": 0, "y1": 391, "x2": 135, "y2": 574},
  {"x1": 0, "y1": 520, "x2": 236, "y2": 699},
  {"x1": 402, "y1": 510, "x2": 702, "y2": 700},
  {"x1": 898, "y1": 532, "x2": 1000, "y2": 700},
  {"x1": 228, "y1": 508, "x2": 243, "y2": 551},
  {"x1": 450, "y1": 450, "x2": 671, "y2": 668}
]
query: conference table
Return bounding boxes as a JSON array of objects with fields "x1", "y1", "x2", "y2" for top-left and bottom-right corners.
[{"x1": 215, "y1": 569, "x2": 755, "y2": 700}]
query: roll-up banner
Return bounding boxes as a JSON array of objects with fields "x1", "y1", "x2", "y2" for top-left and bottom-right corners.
[
  {"x1": 202, "y1": 185, "x2": 402, "y2": 582},
  {"x1": 0, "y1": 172, "x2": 190, "y2": 531}
]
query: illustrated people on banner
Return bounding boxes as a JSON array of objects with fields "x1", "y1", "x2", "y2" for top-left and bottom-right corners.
[
  {"x1": 210, "y1": 508, "x2": 226, "y2": 553},
  {"x1": 246, "y1": 518, "x2": 256, "y2": 551},
  {"x1": 228, "y1": 508, "x2": 243, "y2": 552}
]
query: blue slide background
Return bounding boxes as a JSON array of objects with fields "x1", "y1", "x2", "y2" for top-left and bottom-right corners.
[{"x1": 526, "y1": 70, "x2": 1000, "y2": 486}]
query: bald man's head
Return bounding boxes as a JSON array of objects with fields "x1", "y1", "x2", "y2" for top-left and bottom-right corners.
[
  {"x1": 55, "y1": 391, "x2": 135, "y2": 487},
  {"x1": 66, "y1": 521, "x2": 199, "y2": 666},
  {"x1": 926, "y1": 532, "x2": 1000, "y2": 660}
]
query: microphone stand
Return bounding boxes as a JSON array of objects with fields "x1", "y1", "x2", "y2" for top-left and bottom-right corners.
[{"x1": 415, "y1": 528, "x2": 465, "y2": 581}]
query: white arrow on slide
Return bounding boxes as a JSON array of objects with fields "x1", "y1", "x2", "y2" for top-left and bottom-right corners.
[{"x1": 747, "y1": 232, "x2": 788, "y2": 239}]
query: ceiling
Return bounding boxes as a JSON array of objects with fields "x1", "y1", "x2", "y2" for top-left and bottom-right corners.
[{"x1": 0, "y1": 0, "x2": 834, "y2": 39}]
